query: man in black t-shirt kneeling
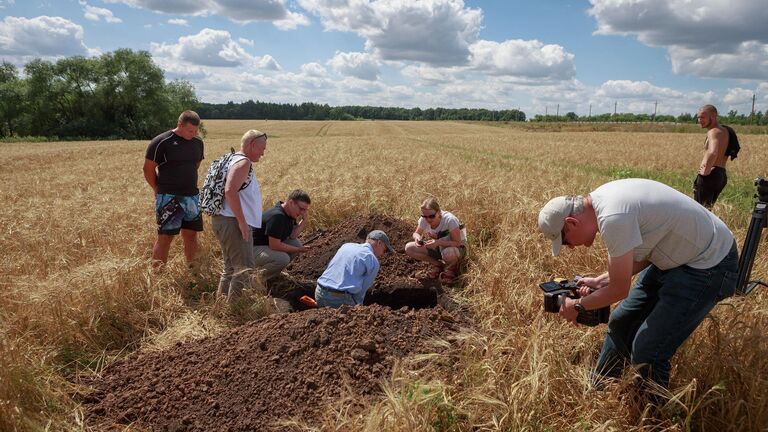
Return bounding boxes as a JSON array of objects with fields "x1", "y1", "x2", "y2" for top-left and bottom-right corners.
[{"x1": 253, "y1": 189, "x2": 312, "y2": 280}]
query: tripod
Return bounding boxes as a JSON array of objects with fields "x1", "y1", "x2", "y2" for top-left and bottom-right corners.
[{"x1": 736, "y1": 177, "x2": 768, "y2": 295}]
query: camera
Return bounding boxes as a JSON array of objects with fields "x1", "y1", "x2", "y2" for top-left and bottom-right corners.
[
  {"x1": 755, "y1": 177, "x2": 768, "y2": 203},
  {"x1": 539, "y1": 278, "x2": 610, "y2": 327}
]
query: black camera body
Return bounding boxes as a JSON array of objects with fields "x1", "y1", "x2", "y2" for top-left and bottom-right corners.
[
  {"x1": 539, "y1": 278, "x2": 610, "y2": 327},
  {"x1": 755, "y1": 176, "x2": 768, "y2": 203}
]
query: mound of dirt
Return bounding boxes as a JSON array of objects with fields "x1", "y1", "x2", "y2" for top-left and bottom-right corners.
[
  {"x1": 86, "y1": 305, "x2": 458, "y2": 431},
  {"x1": 281, "y1": 214, "x2": 440, "y2": 309}
]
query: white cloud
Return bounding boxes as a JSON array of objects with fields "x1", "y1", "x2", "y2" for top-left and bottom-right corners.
[
  {"x1": 150, "y1": 28, "x2": 258, "y2": 67},
  {"x1": 589, "y1": 0, "x2": 768, "y2": 80},
  {"x1": 238, "y1": 37, "x2": 254, "y2": 46},
  {"x1": 0, "y1": 16, "x2": 90, "y2": 57},
  {"x1": 400, "y1": 64, "x2": 457, "y2": 85},
  {"x1": 595, "y1": 80, "x2": 682, "y2": 100},
  {"x1": 104, "y1": 0, "x2": 206, "y2": 15},
  {"x1": 327, "y1": 51, "x2": 380, "y2": 81},
  {"x1": 168, "y1": 18, "x2": 189, "y2": 26},
  {"x1": 469, "y1": 39, "x2": 575, "y2": 81},
  {"x1": 255, "y1": 54, "x2": 281, "y2": 71},
  {"x1": 668, "y1": 42, "x2": 768, "y2": 80},
  {"x1": 82, "y1": 3, "x2": 123, "y2": 23},
  {"x1": 0, "y1": 0, "x2": 15, "y2": 9},
  {"x1": 300, "y1": 62, "x2": 327, "y2": 77},
  {"x1": 104, "y1": 0, "x2": 309, "y2": 29},
  {"x1": 723, "y1": 87, "x2": 755, "y2": 106},
  {"x1": 298, "y1": 0, "x2": 482, "y2": 66}
]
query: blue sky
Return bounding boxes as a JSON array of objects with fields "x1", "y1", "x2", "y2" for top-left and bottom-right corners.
[{"x1": 1, "y1": 0, "x2": 766, "y2": 117}]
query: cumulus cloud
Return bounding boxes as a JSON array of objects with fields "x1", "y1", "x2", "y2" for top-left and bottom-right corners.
[
  {"x1": 81, "y1": 3, "x2": 123, "y2": 23},
  {"x1": 469, "y1": 39, "x2": 575, "y2": 81},
  {"x1": 0, "y1": 0, "x2": 15, "y2": 9},
  {"x1": 273, "y1": 10, "x2": 311, "y2": 30},
  {"x1": 298, "y1": 0, "x2": 482, "y2": 66},
  {"x1": 300, "y1": 62, "x2": 327, "y2": 77},
  {"x1": 150, "y1": 28, "x2": 279, "y2": 69},
  {"x1": 168, "y1": 18, "x2": 189, "y2": 26},
  {"x1": 0, "y1": 16, "x2": 90, "y2": 57},
  {"x1": 589, "y1": 0, "x2": 768, "y2": 79},
  {"x1": 105, "y1": 0, "x2": 309, "y2": 29},
  {"x1": 255, "y1": 54, "x2": 281, "y2": 70},
  {"x1": 400, "y1": 64, "x2": 457, "y2": 85},
  {"x1": 723, "y1": 87, "x2": 756, "y2": 107},
  {"x1": 327, "y1": 51, "x2": 380, "y2": 81},
  {"x1": 595, "y1": 80, "x2": 683, "y2": 100}
]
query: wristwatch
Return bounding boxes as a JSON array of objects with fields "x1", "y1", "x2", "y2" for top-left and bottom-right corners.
[{"x1": 574, "y1": 300, "x2": 585, "y2": 313}]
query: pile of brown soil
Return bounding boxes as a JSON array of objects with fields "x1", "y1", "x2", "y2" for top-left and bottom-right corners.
[
  {"x1": 86, "y1": 305, "x2": 458, "y2": 431},
  {"x1": 282, "y1": 214, "x2": 440, "y2": 309}
]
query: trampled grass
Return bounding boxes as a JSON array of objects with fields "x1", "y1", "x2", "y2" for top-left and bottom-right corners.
[{"x1": 1, "y1": 120, "x2": 767, "y2": 431}]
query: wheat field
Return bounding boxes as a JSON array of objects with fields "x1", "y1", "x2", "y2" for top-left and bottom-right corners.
[{"x1": 1, "y1": 120, "x2": 767, "y2": 431}]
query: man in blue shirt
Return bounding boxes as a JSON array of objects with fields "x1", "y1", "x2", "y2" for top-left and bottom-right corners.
[{"x1": 315, "y1": 230, "x2": 395, "y2": 308}]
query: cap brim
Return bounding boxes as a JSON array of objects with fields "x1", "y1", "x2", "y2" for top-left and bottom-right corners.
[
  {"x1": 551, "y1": 234, "x2": 562, "y2": 256},
  {"x1": 385, "y1": 243, "x2": 395, "y2": 253}
]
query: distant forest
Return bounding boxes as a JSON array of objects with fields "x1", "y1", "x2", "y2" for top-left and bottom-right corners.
[{"x1": 197, "y1": 101, "x2": 526, "y2": 122}]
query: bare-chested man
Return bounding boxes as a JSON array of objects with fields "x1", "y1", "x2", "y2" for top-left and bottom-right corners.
[{"x1": 694, "y1": 104, "x2": 730, "y2": 208}]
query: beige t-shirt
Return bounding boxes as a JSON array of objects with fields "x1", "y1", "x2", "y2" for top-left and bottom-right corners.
[{"x1": 590, "y1": 179, "x2": 733, "y2": 270}]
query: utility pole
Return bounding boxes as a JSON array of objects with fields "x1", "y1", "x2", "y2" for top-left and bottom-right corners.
[
  {"x1": 653, "y1": 100, "x2": 658, "y2": 121},
  {"x1": 752, "y1": 94, "x2": 757, "y2": 116},
  {"x1": 556, "y1": 103, "x2": 559, "y2": 118},
  {"x1": 614, "y1": 101, "x2": 617, "y2": 116},
  {"x1": 545, "y1": 106, "x2": 548, "y2": 121},
  {"x1": 588, "y1": 104, "x2": 592, "y2": 119}
]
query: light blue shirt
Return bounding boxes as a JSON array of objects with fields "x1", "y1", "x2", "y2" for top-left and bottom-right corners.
[{"x1": 317, "y1": 242, "x2": 380, "y2": 305}]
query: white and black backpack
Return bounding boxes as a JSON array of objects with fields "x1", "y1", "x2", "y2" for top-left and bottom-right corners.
[{"x1": 199, "y1": 148, "x2": 252, "y2": 215}]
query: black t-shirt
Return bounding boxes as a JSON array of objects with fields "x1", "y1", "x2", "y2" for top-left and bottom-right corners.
[
  {"x1": 253, "y1": 202, "x2": 296, "y2": 246},
  {"x1": 145, "y1": 130, "x2": 204, "y2": 195}
]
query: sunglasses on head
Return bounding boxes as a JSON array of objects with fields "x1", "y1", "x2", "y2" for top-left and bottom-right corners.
[{"x1": 255, "y1": 132, "x2": 267, "y2": 140}]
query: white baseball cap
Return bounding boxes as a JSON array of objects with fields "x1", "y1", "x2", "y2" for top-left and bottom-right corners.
[{"x1": 538, "y1": 195, "x2": 582, "y2": 256}]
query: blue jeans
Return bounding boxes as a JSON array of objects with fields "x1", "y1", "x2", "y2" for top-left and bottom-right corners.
[
  {"x1": 594, "y1": 242, "x2": 738, "y2": 387},
  {"x1": 315, "y1": 285, "x2": 357, "y2": 308}
]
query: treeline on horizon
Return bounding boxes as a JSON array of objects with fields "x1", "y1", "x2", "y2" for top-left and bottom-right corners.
[
  {"x1": 532, "y1": 110, "x2": 768, "y2": 125},
  {"x1": 0, "y1": 49, "x2": 197, "y2": 140},
  {"x1": 1, "y1": 49, "x2": 766, "y2": 140},
  {"x1": 197, "y1": 101, "x2": 527, "y2": 122}
]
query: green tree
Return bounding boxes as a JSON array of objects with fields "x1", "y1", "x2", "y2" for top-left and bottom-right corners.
[{"x1": 0, "y1": 62, "x2": 24, "y2": 137}]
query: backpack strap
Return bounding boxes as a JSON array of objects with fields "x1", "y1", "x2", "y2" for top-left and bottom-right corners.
[{"x1": 229, "y1": 153, "x2": 253, "y2": 191}]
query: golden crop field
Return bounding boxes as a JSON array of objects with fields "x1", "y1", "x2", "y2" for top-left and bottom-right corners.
[{"x1": 2, "y1": 120, "x2": 767, "y2": 431}]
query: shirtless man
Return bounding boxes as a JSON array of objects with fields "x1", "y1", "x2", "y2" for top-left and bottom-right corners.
[{"x1": 693, "y1": 104, "x2": 729, "y2": 208}]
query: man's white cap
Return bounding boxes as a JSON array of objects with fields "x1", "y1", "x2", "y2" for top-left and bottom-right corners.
[{"x1": 538, "y1": 195, "x2": 582, "y2": 256}]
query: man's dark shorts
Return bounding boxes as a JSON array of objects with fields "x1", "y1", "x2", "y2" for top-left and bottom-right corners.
[
  {"x1": 693, "y1": 167, "x2": 727, "y2": 208},
  {"x1": 155, "y1": 193, "x2": 203, "y2": 235}
]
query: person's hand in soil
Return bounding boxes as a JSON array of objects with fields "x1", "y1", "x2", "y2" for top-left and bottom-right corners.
[{"x1": 297, "y1": 245, "x2": 311, "y2": 253}]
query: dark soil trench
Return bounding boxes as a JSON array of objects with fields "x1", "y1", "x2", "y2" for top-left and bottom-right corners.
[{"x1": 276, "y1": 213, "x2": 450, "y2": 311}]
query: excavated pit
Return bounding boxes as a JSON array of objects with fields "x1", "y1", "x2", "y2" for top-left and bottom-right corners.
[{"x1": 274, "y1": 214, "x2": 445, "y2": 310}]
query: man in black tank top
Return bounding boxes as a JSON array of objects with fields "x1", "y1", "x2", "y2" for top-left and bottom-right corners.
[{"x1": 693, "y1": 104, "x2": 729, "y2": 208}]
